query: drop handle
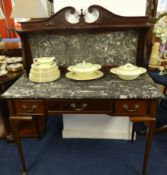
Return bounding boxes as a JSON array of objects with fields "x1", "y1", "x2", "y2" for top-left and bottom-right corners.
[
  {"x1": 22, "y1": 104, "x2": 37, "y2": 113},
  {"x1": 122, "y1": 104, "x2": 140, "y2": 112},
  {"x1": 70, "y1": 103, "x2": 88, "y2": 111}
]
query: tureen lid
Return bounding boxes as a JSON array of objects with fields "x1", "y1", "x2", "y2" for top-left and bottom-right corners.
[
  {"x1": 111, "y1": 63, "x2": 146, "y2": 75},
  {"x1": 119, "y1": 63, "x2": 138, "y2": 71},
  {"x1": 68, "y1": 61, "x2": 101, "y2": 73}
]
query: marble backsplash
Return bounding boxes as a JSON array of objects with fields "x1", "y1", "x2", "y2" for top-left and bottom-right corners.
[{"x1": 30, "y1": 31, "x2": 138, "y2": 66}]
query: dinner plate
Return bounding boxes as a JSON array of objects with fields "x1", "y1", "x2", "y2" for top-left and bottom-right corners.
[
  {"x1": 29, "y1": 72, "x2": 60, "y2": 83},
  {"x1": 66, "y1": 70, "x2": 103, "y2": 81},
  {"x1": 30, "y1": 69, "x2": 60, "y2": 77}
]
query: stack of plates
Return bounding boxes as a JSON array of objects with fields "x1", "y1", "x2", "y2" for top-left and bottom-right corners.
[
  {"x1": 0, "y1": 56, "x2": 8, "y2": 76},
  {"x1": 29, "y1": 62, "x2": 60, "y2": 83}
]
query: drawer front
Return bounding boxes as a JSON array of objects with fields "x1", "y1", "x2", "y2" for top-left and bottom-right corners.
[
  {"x1": 115, "y1": 100, "x2": 149, "y2": 115},
  {"x1": 47, "y1": 99, "x2": 113, "y2": 113},
  {"x1": 14, "y1": 100, "x2": 45, "y2": 115}
]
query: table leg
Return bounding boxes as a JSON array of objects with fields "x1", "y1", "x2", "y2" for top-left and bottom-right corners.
[
  {"x1": 10, "y1": 119, "x2": 27, "y2": 175},
  {"x1": 142, "y1": 119, "x2": 155, "y2": 175},
  {"x1": 130, "y1": 117, "x2": 156, "y2": 175},
  {"x1": 131, "y1": 122, "x2": 136, "y2": 143}
]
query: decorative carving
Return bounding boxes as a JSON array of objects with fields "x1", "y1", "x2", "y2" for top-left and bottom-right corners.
[
  {"x1": 18, "y1": 5, "x2": 151, "y2": 32},
  {"x1": 79, "y1": 9, "x2": 85, "y2": 24},
  {"x1": 45, "y1": 7, "x2": 76, "y2": 26},
  {"x1": 85, "y1": 7, "x2": 99, "y2": 23},
  {"x1": 64, "y1": 8, "x2": 79, "y2": 24}
]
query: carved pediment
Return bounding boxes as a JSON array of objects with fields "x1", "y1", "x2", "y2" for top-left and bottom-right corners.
[{"x1": 17, "y1": 5, "x2": 151, "y2": 33}]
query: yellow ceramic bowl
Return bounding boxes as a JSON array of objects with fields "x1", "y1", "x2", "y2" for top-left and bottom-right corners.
[
  {"x1": 110, "y1": 63, "x2": 147, "y2": 80},
  {"x1": 116, "y1": 74, "x2": 139, "y2": 80}
]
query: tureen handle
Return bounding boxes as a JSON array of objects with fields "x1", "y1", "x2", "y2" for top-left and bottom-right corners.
[
  {"x1": 124, "y1": 63, "x2": 133, "y2": 68},
  {"x1": 83, "y1": 61, "x2": 86, "y2": 65}
]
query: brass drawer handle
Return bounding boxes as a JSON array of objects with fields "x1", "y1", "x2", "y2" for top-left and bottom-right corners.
[
  {"x1": 122, "y1": 104, "x2": 140, "y2": 112},
  {"x1": 22, "y1": 105, "x2": 37, "y2": 113},
  {"x1": 70, "y1": 103, "x2": 88, "y2": 111}
]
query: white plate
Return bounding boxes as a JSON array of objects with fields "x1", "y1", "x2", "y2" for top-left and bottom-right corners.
[{"x1": 66, "y1": 70, "x2": 103, "y2": 81}]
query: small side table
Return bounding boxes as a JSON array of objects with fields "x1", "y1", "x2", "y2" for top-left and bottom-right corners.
[
  {"x1": 0, "y1": 71, "x2": 23, "y2": 138},
  {"x1": 0, "y1": 71, "x2": 47, "y2": 139}
]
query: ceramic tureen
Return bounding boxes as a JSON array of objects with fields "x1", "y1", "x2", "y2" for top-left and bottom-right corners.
[
  {"x1": 67, "y1": 61, "x2": 101, "y2": 77},
  {"x1": 110, "y1": 63, "x2": 147, "y2": 80}
]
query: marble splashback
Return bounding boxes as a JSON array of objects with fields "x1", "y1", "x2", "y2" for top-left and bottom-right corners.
[{"x1": 30, "y1": 31, "x2": 138, "y2": 66}]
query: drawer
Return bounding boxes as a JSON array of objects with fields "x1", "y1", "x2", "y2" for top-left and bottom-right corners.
[
  {"x1": 14, "y1": 100, "x2": 45, "y2": 115},
  {"x1": 47, "y1": 99, "x2": 113, "y2": 114},
  {"x1": 115, "y1": 100, "x2": 150, "y2": 115}
]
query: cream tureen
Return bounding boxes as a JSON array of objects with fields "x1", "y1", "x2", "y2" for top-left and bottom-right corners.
[
  {"x1": 67, "y1": 61, "x2": 101, "y2": 77},
  {"x1": 110, "y1": 63, "x2": 147, "y2": 80}
]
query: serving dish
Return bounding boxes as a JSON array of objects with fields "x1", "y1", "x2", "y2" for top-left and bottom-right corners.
[
  {"x1": 67, "y1": 61, "x2": 101, "y2": 78},
  {"x1": 0, "y1": 63, "x2": 7, "y2": 70},
  {"x1": 0, "y1": 56, "x2": 7, "y2": 64},
  {"x1": 7, "y1": 63, "x2": 24, "y2": 72},
  {"x1": 66, "y1": 70, "x2": 103, "y2": 81},
  {"x1": 6, "y1": 57, "x2": 22, "y2": 64},
  {"x1": 110, "y1": 63, "x2": 147, "y2": 80}
]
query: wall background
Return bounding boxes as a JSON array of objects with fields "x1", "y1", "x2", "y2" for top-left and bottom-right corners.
[{"x1": 53, "y1": 0, "x2": 147, "y2": 16}]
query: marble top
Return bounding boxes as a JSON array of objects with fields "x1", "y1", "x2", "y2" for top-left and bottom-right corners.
[{"x1": 1, "y1": 72, "x2": 162, "y2": 99}]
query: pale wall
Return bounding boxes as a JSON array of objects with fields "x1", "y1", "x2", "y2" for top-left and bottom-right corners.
[{"x1": 53, "y1": 0, "x2": 147, "y2": 16}]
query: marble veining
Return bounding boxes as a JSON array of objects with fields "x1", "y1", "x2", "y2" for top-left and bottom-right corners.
[
  {"x1": 2, "y1": 73, "x2": 162, "y2": 99},
  {"x1": 30, "y1": 31, "x2": 138, "y2": 66}
]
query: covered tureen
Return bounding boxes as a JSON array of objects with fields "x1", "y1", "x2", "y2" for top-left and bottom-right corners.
[
  {"x1": 67, "y1": 61, "x2": 101, "y2": 77},
  {"x1": 110, "y1": 63, "x2": 147, "y2": 80}
]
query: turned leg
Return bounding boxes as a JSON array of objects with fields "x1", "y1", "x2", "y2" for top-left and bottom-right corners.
[{"x1": 10, "y1": 117, "x2": 27, "y2": 175}]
